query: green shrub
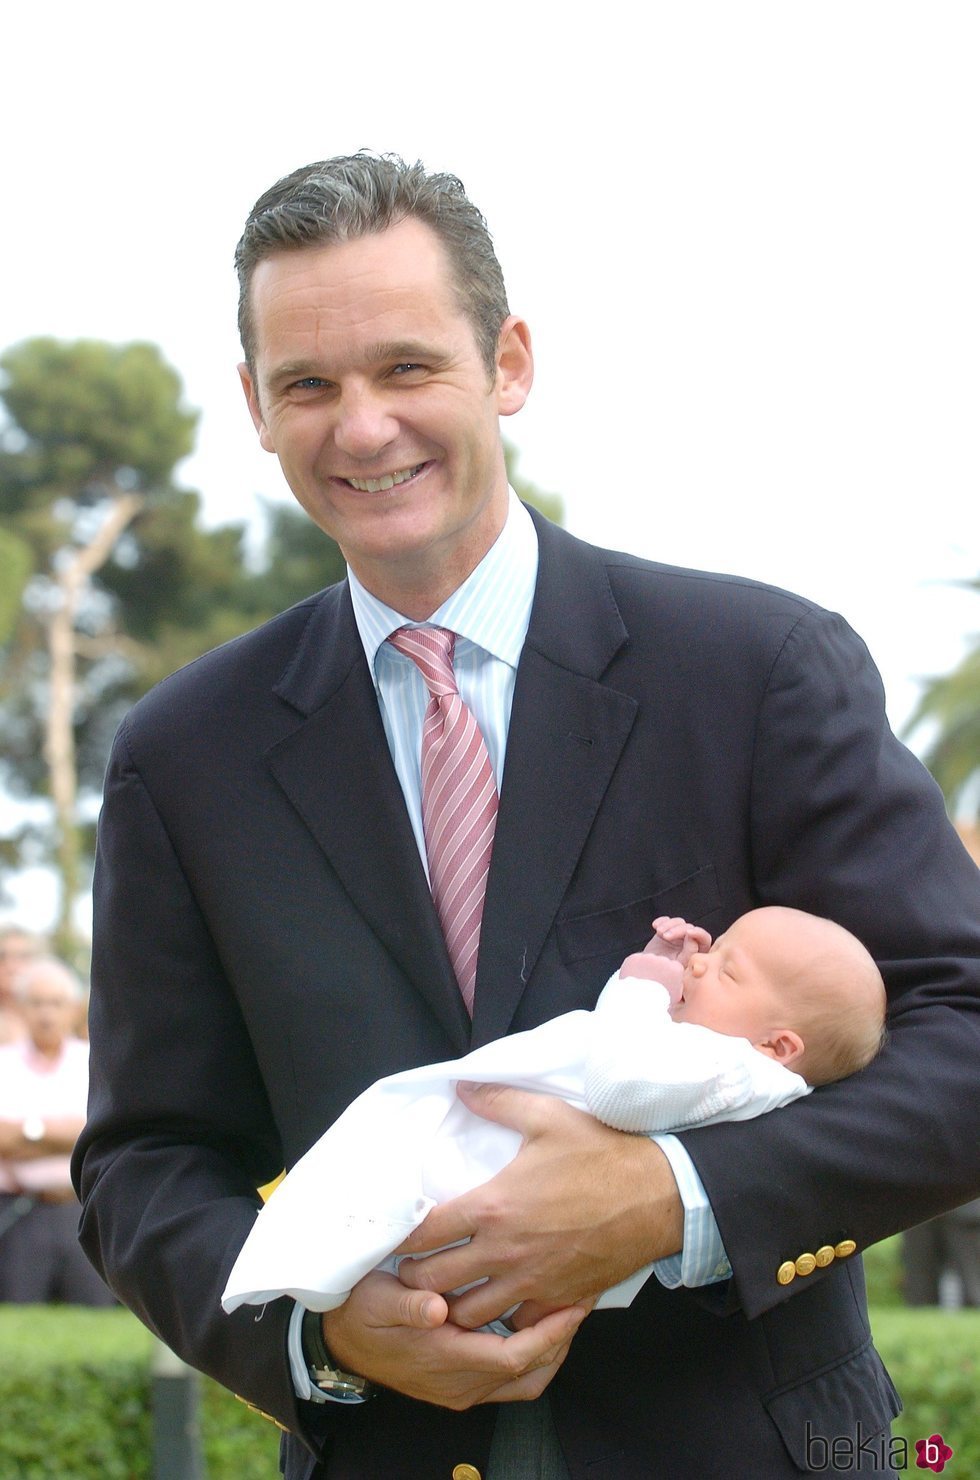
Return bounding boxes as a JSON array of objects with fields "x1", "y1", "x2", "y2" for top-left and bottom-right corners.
[
  {"x1": 873, "y1": 1307, "x2": 980, "y2": 1474},
  {"x1": 863, "y1": 1233, "x2": 906, "y2": 1308},
  {"x1": 0, "y1": 1307, "x2": 277, "y2": 1479},
  {"x1": 0, "y1": 1303, "x2": 976, "y2": 1476}
]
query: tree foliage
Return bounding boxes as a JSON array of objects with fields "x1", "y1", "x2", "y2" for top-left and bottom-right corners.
[
  {"x1": 0, "y1": 339, "x2": 206, "y2": 951},
  {"x1": 905, "y1": 580, "x2": 980, "y2": 822}
]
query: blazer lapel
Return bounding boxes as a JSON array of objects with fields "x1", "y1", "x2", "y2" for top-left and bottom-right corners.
[
  {"x1": 265, "y1": 585, "x2": 471, "y2": 1053},
  {"x1": 472, "y1": 515, "x2": 638, "y2": 1046}
]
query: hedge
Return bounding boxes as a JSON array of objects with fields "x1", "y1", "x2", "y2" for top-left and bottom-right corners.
[
  {"x1": 0, "y1": 1299, "x2": 976, "y2": 1476},
  {"x1": 0, "y1": 1307, "x2": 277, "y2": 1480}
]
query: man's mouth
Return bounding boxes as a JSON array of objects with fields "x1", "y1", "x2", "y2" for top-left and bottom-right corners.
[{"x1": 344, "y1": 463, "x2": 425, "y2": 493}]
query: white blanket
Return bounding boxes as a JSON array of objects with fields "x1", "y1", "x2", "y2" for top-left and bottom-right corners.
[{"x1": 222, "y1": 977, "x2": 809, "y2": 1314}]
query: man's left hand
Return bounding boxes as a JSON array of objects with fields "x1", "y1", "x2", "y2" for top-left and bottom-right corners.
[{"x1": 396, "y1": 1082, "x2": 684, "y2": 1329}]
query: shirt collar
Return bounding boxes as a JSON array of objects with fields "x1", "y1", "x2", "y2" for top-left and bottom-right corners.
[{"x1": 348, "y1": 488, "x2": 539, "y2": 683}]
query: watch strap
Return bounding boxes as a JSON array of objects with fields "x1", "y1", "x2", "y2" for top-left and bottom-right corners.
[{"x1": 301, "y1": 1308, "x2": 373, "y2": 1402}]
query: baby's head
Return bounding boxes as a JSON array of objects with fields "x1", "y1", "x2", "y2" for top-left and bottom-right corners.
[{"x1": 670, "y1": 906, "x2": 886, "y2": 1086}]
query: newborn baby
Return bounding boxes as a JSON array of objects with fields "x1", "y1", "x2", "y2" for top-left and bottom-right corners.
[{"x1": 222, "y1": 905, "x2": 885, "y2": 1315}]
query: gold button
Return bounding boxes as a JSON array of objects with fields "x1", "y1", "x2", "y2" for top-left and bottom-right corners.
[
  {"x1": 453, "y1": 1466, "x2": 481, "y2": 1480},
  {"x1": 795, "y1": 1253, "x2": 816, "y2": 1277},
  {"x1": 835, "y1": 1239, "x2": 857, "y2": 1259},
  {"x1": 776, "y1": 1261, "x2": 796, "y2": 1286},
  {"x1": 815, "y1": 1245, "x2": 835, "y2": 1268}
]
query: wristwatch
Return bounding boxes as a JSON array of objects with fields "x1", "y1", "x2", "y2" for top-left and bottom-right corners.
[
  {"x1": 301, "y1": 1308, "x2": 374, "y2": 1403},
  {"x1": 21, "y1": 1116, "x2": 45, "y2": 1143}
]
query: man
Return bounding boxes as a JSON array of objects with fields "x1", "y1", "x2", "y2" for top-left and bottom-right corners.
[
  {"x1": 0, "y1": 955, "x2": 113, "y2": 1304},
  {"x1": 73, "y1": 155, "x2": 980, "y2": 1478},
  {"x1": 0, "y1": 924, "x2": 44, "y2": 1043}
]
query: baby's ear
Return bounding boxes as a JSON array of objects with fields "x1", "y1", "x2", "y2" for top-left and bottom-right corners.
[{"x1": 754, "y1": 1029, "x2": 805, "y2": 1067}]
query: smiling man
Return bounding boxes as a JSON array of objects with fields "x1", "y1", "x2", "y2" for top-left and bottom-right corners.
[
  {"x1": 239, "y1": 216, "x2": 532, "y2": 620},
  {"x1": 74, "y1": 154, "x2": 980, "y2": 1479}
]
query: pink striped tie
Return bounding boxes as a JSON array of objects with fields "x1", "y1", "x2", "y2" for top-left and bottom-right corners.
[{"x1": 387, "y1": 626, "x2": 498, "y2": 1014}]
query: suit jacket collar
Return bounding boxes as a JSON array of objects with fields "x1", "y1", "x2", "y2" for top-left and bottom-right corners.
[{"x1": 264, "y1": 510, "x2": 637, "y2": 1051}]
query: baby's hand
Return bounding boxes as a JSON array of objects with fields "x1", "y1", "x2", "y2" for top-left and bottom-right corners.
[
  {"x1": 647, "y1": 916, "x2": 712, "y2": 966},
  {"x1": 618, "y1": 951, "x2": 681, "y2": 989},
  {"x1": 618, "y1": 919, "x2": 712, "y2": 1004}
]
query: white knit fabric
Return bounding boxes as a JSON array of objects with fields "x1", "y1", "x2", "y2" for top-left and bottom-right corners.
[{"x1": 584, "y1": 976, "x2": 811, "y2": 1132}]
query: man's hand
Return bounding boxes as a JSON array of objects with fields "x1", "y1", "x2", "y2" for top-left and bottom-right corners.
[
  {"x1": 396, "y1": 1082, "x2": 684, "y2": 1330},
  {"x1": 0, "y1": 1115, "x2": 83, "y2": 1160},
  {"x1": 321, "y1": 1270, "x2": 587, "y2": 1410}
]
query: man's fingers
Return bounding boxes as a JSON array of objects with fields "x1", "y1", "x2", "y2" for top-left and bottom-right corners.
[
  {"x1": 398, "y1": 1244, "x2": 481, "y2": 1294},
  {"x1": 449, "y1": 1276, "x2": 573, "y2": 1331},
  {"x1": 491, "y1": 1303, "x2": 587, "y2": 1369},
  {"x1": 399, "y1": 1288, "x2": 450, "y2": 1329},
  {"x1": 455, "y1": 1080, "x2": 555, "y2": 1135},
  {"x1": 354, "y1": 1270, "x2": 449, "y2": 1329}
]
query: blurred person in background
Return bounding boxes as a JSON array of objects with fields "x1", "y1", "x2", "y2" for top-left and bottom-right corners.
[
  {"x1": 0, "y1": 925, "x2": 44, "y2": 1044},
  {"x1": 903, "y1": 1201, "x2": 980, "y2": 1308},
  {"x1": 0, "y1": 955, "x2": 113, "y2": 1304}
]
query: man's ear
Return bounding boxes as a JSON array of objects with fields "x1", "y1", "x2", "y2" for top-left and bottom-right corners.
[
  {"x1": 238, "y1": 363, "x2": 275, "y2": 453},
  {"x1": 494, "y1": 316, "x2": 534, "y2": 417},
  {"x1": 754, "y1": 1029, "x2": 805, "y2": 1068}
]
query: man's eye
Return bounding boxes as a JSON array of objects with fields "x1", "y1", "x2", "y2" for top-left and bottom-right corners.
[
  {"x1": 294, "y1": 377, "x2": 326, "y2": 390},
  {"x1": 391, "y1": 363, "x2": 423, "y2": 376}
]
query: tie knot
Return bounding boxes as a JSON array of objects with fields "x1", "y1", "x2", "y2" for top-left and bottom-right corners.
[{"x1": 388, "y1": 626, "x2": 458, "y2": 698}]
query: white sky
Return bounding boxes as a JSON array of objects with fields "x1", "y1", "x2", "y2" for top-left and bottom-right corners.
[{"x1": 1, "y1": 1, "x2": 978, "y2": 931}]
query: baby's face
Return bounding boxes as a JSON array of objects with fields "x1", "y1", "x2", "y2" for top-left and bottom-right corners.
[{"x1": 669, "y1": 913, "x2": 790, "y2": 1040}]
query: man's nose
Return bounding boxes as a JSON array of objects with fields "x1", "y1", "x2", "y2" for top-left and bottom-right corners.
[{"x1": 333, "y1": 387, "x2": 399, "y2": 459}]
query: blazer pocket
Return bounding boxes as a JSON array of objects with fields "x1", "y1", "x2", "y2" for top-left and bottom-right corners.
[
  {"x1": 557, "y1": 864, "x2": 721, "y2": 965},
  {"x1": 763, "y1": 1339, "x2": 902, "y2": 1473}
]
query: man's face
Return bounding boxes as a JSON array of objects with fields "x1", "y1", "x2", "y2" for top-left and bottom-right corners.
[
  {"x1": 669, "y1": 913, "x2": 789, "y2": 1042},
  {"x1": 239, "y1": 217, "x2": 532, "y2": 616},
  {"x1": 0, "y1": 934, "x2": 39, "y2": 1001},
  {"x1": 23, "y1": 972, "x2": 77, "y2": 1054}
]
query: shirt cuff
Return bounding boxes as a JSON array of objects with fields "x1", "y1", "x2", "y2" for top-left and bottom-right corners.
[
  {"x1": 288, "y1": 1301, "x2": 325, "y2": 1403},
  {"x1": 650, "y1": 1134, "x2": 732, "y2": 1288}
]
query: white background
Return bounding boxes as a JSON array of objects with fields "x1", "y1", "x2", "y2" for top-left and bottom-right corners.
[{"x1": 1, "y1": 1, "x2": 977, "y2": 931}]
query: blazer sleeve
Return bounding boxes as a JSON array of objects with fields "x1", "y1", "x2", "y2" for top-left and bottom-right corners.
[
  {"x1": 72, "y1": 724, "x2": 307, "y2": 1438},
  {"x1": 679, "y1": 605, "x2": 980, "y2": 1321}
]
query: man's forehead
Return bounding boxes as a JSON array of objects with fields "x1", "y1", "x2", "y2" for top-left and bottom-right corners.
[
  {"x1": 1, "y1": 935, "x2": 37, "y2": 955},
  {"x1": 251, "y1": 220, "x2": 455, "y2": 304},
  {"x1": 249, "y1": 234, "x2": 471, "y2": 368}
]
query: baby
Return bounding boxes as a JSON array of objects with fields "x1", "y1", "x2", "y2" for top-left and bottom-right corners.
[
  {"x1": 587, "y1": 904, "x2": 886, "y2": 1132},
  {"x1": 223, "y1": 905, "x2": 886, "y2": 1316}
]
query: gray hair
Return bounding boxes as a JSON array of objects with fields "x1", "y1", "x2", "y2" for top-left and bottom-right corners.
[
  {"x1": 235, "y1": 152, "x2": 510, "y2": 378},
  {"x1": 16, "y1": 955, "x2": 84, "y2": 1003}
]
